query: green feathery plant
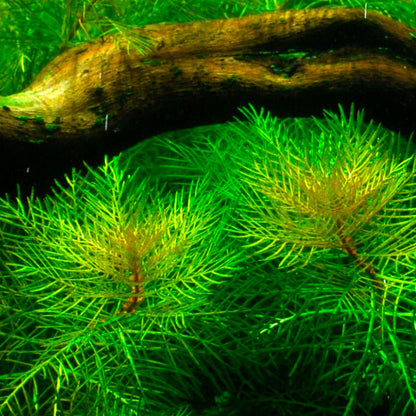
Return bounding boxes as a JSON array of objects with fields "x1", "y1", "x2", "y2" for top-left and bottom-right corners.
[
  {"x1": 2, "y1": 105, "x2": 416, "y2": 415},
  {"x1": 2, "y1": 1, "x2": 416, "y2": 415},
  {"x1": 228, "y1": 104, "x2": 416, "y2": 315},
  {"x1": 0, "y1": 156, "x2": 242, "y2": 415},
  {"x1": 231, "y1": 104, "x2": 416, "y2": 414},
  {"x1": 231, "y1": 104, "x2": 416, "y2": 267},
  {"x1": 153, "y1": 104, "x2": 416, "y2": 415}
]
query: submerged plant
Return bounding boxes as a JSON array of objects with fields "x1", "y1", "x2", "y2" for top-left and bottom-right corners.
[
  {"x1": 228, "y1": 105, "x2": 416, "y2": 310},
  {"x1": 159, "y1": 104, "x2": 416, "y2": 414},
  {"x1": 226, "y1": 105, "x2": 416, "y2": 413},
  {"x1": 231, "y1": 104, "x2": 416, "y2": 264},
  {"x1": 0, "y1": 156, "x2": 241, "y2": 415},
  {"x1": 1, "y1": 105, "x2": 416, "y2": 416}
]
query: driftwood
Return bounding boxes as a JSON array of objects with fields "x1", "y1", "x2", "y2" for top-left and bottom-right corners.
[{"x1": 1, "y1": 7, "x2": 416, "y2": 196}]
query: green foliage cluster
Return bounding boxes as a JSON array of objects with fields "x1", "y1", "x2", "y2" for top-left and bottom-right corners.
[
  {"x1": 2, "y1": 1, "x2": 416, "y2": 415},
  {"x1": 0, "y1": 154, "x2": 242, "y2": 415},
  {"x1": 1, "y1": 104, "x2": 416, "y2": 415}
]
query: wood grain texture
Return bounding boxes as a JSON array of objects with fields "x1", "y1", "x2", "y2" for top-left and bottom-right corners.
[{"x1": 1, "y1": 7, "x2": 416, "y2": 195}]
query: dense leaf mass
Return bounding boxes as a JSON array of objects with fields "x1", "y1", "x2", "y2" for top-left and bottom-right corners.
[{"x1": 1, "y1": 104, "x2": 416, "y2": 415}]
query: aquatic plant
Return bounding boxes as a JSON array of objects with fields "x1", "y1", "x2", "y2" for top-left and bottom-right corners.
[
  {"x1": 158, "y1": 104, "x2": 416, "y2": 415},
  {"x1": 1, "y1": 105, "x2": 416, "y2": 416},
  {"x1": 0, "y1": 156, "x2": 241, "y2": 415},
  {"x1": 2, "y1": 1, "x2": 416, "y2": 415}
]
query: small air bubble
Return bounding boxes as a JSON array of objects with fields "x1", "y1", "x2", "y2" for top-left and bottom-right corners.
[{"x1": 105, "y1": 114, "x2": 109, "y2": 131}]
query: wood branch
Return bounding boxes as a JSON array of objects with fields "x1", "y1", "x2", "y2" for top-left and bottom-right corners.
[{"x1": 1, "y1": 7, "x2": 416, "y2": 196}]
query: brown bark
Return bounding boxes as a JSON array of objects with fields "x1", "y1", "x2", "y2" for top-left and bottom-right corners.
[{"x1": 1, "y1": 7, "x2": 416, "y2": 196}]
